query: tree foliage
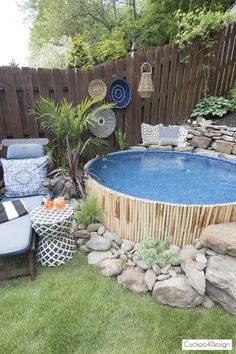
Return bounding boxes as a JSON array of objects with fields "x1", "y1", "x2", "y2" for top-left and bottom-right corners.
[{"x1": 20, "y1": 0, "x2": 236, "y2": 68}]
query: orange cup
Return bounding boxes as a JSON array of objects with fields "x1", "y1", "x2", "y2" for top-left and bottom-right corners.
[
  {"x1": 54, "y1": 198, "x2": 66, "y2": 212},
  {"x1": 44, "y1": 199, "x2": 54, "y2": 211}
]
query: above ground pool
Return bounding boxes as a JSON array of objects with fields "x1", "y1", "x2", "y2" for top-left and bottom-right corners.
[{"x1": 85, "y1": 151, "x2": 236, "y2": 246}]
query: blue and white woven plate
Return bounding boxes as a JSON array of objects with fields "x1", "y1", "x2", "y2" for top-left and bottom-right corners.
[{"x1": 109, "y1": 79, "x2": 132, "y2": 109}]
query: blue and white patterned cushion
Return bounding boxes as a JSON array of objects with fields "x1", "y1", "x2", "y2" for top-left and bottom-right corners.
[
  {"x1": 159, "y1": 125, "x2": 180, "y2": 140},
  {"x1": 1, "y1": 156, "x2": 48, "y2": 198}
]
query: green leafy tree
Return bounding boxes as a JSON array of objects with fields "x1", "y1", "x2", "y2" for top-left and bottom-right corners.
[
  {"x1": 68, "y1": 34, "x2": 93, "y2": 69},
  {"x1": 95, "y1": 29, "x2": 127, "y2": 63}
]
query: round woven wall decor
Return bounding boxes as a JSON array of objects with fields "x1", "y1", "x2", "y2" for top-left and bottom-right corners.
[
  {"x1": 89, "y1": 108, "x2": 116, "y2": 138},
  {"x1": 109, "y1": 79, "x2": 132, "y2": 109},
  {"x1": 88, "y1": 79, "x2": 107, "y2": 100}
]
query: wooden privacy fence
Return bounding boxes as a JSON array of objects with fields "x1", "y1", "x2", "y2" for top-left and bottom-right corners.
[{"x1": 0, "y1": 25, "x2": 236, "y2": 148}]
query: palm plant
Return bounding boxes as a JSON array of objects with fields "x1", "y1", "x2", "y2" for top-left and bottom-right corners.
[
  {"x1": 114, "y1": 129, "x2": 129, "y2": 151},
  {"x1": 34, "y1": 97, "x2": 114, "y2": 197}
]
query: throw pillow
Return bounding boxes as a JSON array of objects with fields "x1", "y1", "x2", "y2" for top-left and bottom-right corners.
[
  {"x1": 141, "y1": 123, "x2": 160, "y2": 145},
  {"x1": 159, "y1": 125, "x2": 180, "y2": 140},
  {"x1": 159, "y1": 138, "x2": 179, "y2": 146},
  {"x1": 1, "y1": 156, "x2": 48, "y2": 198}
]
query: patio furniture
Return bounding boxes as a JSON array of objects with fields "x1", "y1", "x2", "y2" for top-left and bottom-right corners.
[
  {"x1": 0, "y1": 141, "x2": 48, "y2": 280},
  {"x1": 30, "y1": 205, "x2": 76, "y2": 267}
]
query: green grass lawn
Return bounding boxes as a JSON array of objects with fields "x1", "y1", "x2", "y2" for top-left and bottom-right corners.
[{"x1": 0, "y1": 253, "x2": 235, "y2": 354}]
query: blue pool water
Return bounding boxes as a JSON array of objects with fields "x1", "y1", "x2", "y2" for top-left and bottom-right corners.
[{"x1": 87, "y1": 151, "x2": 236, "y2": 205}]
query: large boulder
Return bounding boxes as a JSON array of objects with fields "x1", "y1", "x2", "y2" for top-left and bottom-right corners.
[
  {"x1": 200, "y1": 223, "x2": 236, "y2": 257},
  {"x1": 117, "y1": 269, "x2": 148, "y2": 293},
  {"x1": 212, "y1": 141, "x2": 234, "y2": 154},
  {"x1": 180, "y1": 257, "x2": 206, "y2": 296},
  {"x1": 206, "y1": 255, "x2": 236, "y2": 315},
  {"x1": 86, "y1": 236, "x2": 112, "y2": 251},
  {"x1": 100, "y1": 259, "x2": 123, "y2": 277},
  {"x1": 152, "y1": 276, "x2": 204, "y2": 308}
]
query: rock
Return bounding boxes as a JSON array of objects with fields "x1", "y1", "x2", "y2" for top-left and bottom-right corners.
[
  {"x1": 161, "y1": 264, "x2": 172, "y2": 274},
  {"x1": 222, "y1": 135, "x2": 235, "y2": 142},
  {"x1": 195, "y1": 253, "x2": 207, "y2": 264},
  {"x1": 169, "y1": 244, "x2": 181, "y2": 254},
  {"x1": 133, "y1": 255, "x2": 139, "y2": 264},
  {"x1": 188, "y1": 129, "x2": 203, "y2": 136},
  {"x1": 97, "y1": 225, "x2": 106, "y2": 235},
  {"x1": 220, "y1": 129, "x2": 235, "y2": 136},
  {"x1": 110, "y1": 249, "x2": 120, "y2": 259},
  {"x1": 227, "y1": 127, "x2": 236, "y2": 132},
  {"x1": 168, "y1": 270, "x2": 177, "y2": 277},
  {"x1": 191, "y1": 136, "x2": 211, "y2": 149},
  {"x1": 152, "y1": 264, "x2": 161, "y2": 275},
  {"x1": 206, "y1": 249, "x2": 218, "y2": 256},
  {"x1": 148, "y1": 145, "x2": 173, "y2": 151},
  {"x1": 88, "y1": 251, "x2": 113, "y2": 267},
  {"x1": 127, "y1": 253, "x2": 134, "y2": 260},
  {"x1": 86, "y1": 236, "x2": 112, "y2": 251},
  {"x1": 206, "y1": 255, "x2": 236, "y2": 315},
  {"x1": 90, "y1": 233, "x2": 99, "y2": 239},
  {"x1": 174, "y1": 146, "x2": 194, "y2": 152},
  {"x1": 194, "y1": 148, "x2": 219, "y2": 158},
  {"x1": 232, "y1": 145, "x2": 236, "y2": 155},
  {"x1": 121, "y1": 240, "x2": 135, "y2": 252},
  {"x1": 79, "y1": 245, "x2": 91, "y2": 254},
  {"x1": 144, "y1": 269, "x2": 157, "y2": 290},
  {"x1": 180, "y1": 257, "x2": 206, "y2": 295},
  {"x1": 200, "y1": 223, "x2": 236, "y2": 257},
  {"x1": 87, "y1": 223, "x2": 103, "y2": 232},
  {"x1": 129, "y1": 146, "x2": 147, "y2": 151},
  {"x1": 137, "y1": 260, "x2": 149, "y2": 271},
  {"x1": 202, "y1": 295, "x2": 215, "y2": 309},
  {"x1": 194, "y1": 240, "x2": 206, "y2": 250},
  {"x1": 194, "y1": 261, "x2": 207, "y2": 271},
  {"x1": 172, "y1": 266, "x2": 184, "y2": 274},
  {"x1": 69, "y1": 198, "x2": 80, "y2": 210},
  {"x1": 73, "y1": 230, "x2": 90, "y2": 240},
  {"x1": 212, "y1": 141, "x2": 234, "y2": 154},
  {"x1": 219, "y1": 153, "x2": 236, "y2": 162},
  {"x1": 180, "y1": 245, "x2": 198, "y2": 261},
  {"x1": 112, "y1": 241, "x2": 120, "y2": 250},
  {"x1": 127, "y1": 260, "x2": 136, "y2": 267},
  {"x1": 157, "y1": 274, "x2": 170, "y2": 281},
  {"x1": 197, "y1": 247, "x2": 207, "y2": 256},
  {"x1": 104, "y1": 231, "x2": 122, "y2": 246},
  {"x1": 117, "y1": 269, "x2": 148, "y2": 293},
  {"x1": 76, "y1": 238, "x2": 87, "y2": 247},
  {"x1": 120, "y1": 254, "x2": 128, "y2": 261},
  {"x1": 153, "y1": 276, "x2": 204, "y2": 308},
  {"x1": 100, "y1": 259, "x2": 123, "y2": 277},
  {"x1": 78, "y1": 223, "x2": 86, "y2": 230}
]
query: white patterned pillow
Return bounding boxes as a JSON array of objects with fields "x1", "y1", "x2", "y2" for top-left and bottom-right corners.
[
  {"x1": 141, "y1": 123, "x2": 160, "y2": 145},
  {"x1": 1, "y1": 156, "x2": 48, "y2": 198}
]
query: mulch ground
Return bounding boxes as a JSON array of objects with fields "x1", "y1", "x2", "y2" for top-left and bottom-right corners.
[{"x1": 212, "y1": 113, "x2": 236, "y2": 127}]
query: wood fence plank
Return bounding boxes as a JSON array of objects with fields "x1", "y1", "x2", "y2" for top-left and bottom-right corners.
[
  {"x1": 67, "y1": 69, "x2": 77, "y2": 105},
  {"x1": 0, "y1": 67, "x2": 23, "y2": 137},
  {"x1": 166, "y1": 44, "x2": 178, "y2": 124},
  {"x1": 151, "y1": 47, "x2": 163, "y2": 125},
  {"x1": 37, "y1": 68, "x2": 53, "y2": 98},
  {"x1": 159, "y1": 45, "x2": 171, "y2": 124}
]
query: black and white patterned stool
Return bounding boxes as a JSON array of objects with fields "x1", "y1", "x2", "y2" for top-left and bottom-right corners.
[{"x1": 30, "y1": 205, "x2": 76, "y2": 267}]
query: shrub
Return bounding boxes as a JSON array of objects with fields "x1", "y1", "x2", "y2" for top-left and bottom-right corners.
[
  {"x1": 190, "y1": 96, "x2": 232, "y2": 121},
  {"x1": 75, "y1": 196, "x2": 100, "y2": 227},
  {"x1": 229, "y1": 85, "x2": 236, "y2": 113},
  {"x1": 138, "y1": 238, "x2": 179, "y2": 267},
  {"x1": 114, "y1": 129, "x2": 129, "y2": 151}
]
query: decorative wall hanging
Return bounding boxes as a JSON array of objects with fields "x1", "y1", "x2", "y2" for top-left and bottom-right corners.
[
  {"x1": 88, "y1": 79, "x2": 107, "y2": 100},
  {"x1": 89, "y1": 108, "x2": 116, "y2": 138},
  {"x1": 137, "y1": 62, "x2": 154, "y2": 98},
  {"x1": 109, "y1": 79, "x2": 132, "y2": 109}
]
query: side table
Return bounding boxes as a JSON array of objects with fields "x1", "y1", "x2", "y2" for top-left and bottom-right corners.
[{"x1": 30, "y1": 205, "x2": 76, "y2": 267}]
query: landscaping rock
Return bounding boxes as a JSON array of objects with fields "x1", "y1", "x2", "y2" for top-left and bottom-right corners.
[
  {"x1": 195, "y1": 253, "x2": 207, "y2": 264},
  {"x1": 202, "y1": 295, "x2": 215, "y2": 309},
  {"x1": 174, "y1": 146, "x2": 194, "y2": 152},
  {"x1": 157, "y1": 274, "x2": 170, "y2": 281},
  {"x1": 148, "y1": 145, "x2": 173, "y2": 151},
  {"x1": 168, "y1": 270, "x2": 177, "y2": 277},
  {"x1": 73, "y1": 230, "x2": 90, "y2": 240},
  {"x1": 129, "y1": 146, "x2": 147, "y2": 151},
  {"x1": 206, "y1": 255, "x2": 236, "y2": 315},
  {"x1": 87, "y1": 223, "x2": 103, "y2": 232},
  {"x1": 88, "y1": 251, "x2": 113, "y2": 267},
  {"x1": 200, "y1": 222, "x2": 236, "y2": 257},
  {"x1": 194, "y1": 148, "x2": 219, "y2": 158},
  {"x1": 180, "y1": 257, "x2": 206, "y2": 295},
  {"x1": 232, "y1": 145, "x2": 236, "y2": 155},
  {"x1": 172, "y1": 266, "x2": 184, "y2": 274},
  {"x1": 206, "y1": 249, "x2": 218, "y2": 256},
  {"x1": 137, "y1": 260, "x2": 149, "y2": 271},
  {"x1": 152, "y1": 264, "x2": 161, "y2": 275},
  {"x1": 161, "y1": 264, "x2": 172, "y2": 274},
  {"x1": 100, "y1": 259, "x2": 123, "y2": 277},
  {"x1": 97, "y1": 225, "x2": 106, "y2": 235},
  {"x1": 86, "y1": 236, "x2": 112, "y2": 251},
  {"x1": 180, "y1": 245, "x2": 198, "y2": 261},
  {"x1": 153, "y1": 276, "x2": 204, "y2": 308},
  {"x1": 212, "y1": 141, "x2": 234, "y2": 154},
  {"x1": 194, "y1": 261, "x2": 207, "y2": 271},
  {"x1": 104, "y1": 231, "x2": 122, "y2": 246},
  {"x1": 121, "y1": 240, "x2": 135, "y2": 252},
  {"x1": 117, "y1": 269, "x2": 148, "y2": 293},
  {"x1": 191, "y1": 136, "x2": 211, "y2": 149},
  {"x1": 76, "y1": 238, "x2": 87, "y2": 247},
  {"x1": 79, "y1": 245, "x2": 91, "y2": 254},
  {"x1": 144, "y1": 269, "x2": 157, "y2": 290}
]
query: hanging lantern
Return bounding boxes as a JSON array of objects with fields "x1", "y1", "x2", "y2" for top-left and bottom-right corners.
[{"x1": 137, "y1": 62, "x2": 154, "y2": 98}]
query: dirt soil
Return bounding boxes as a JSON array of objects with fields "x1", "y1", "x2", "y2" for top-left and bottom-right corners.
[{"x1": 212, "y1": 113, "x2": 236, "y2": 127}]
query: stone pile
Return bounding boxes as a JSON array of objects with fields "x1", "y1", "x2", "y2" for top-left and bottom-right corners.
[
  {"x1": 130, "y1": 124, "x2": 236, "y2": 163},
  {"x1": 74, "y1": 221, "x2": 236, "y2": 315}
]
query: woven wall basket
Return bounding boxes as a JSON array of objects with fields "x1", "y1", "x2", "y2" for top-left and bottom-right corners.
[
  {"x1": 89, "y1": 108, "x2": 116, "y2": 138},
  {"x1": 88, "y1": 79, "x2": 107, "y2": 100},
  {"x1": 137, "y1": 62, "x2": 154, "y2": 98}
]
